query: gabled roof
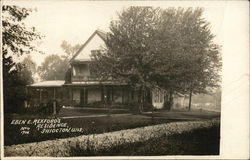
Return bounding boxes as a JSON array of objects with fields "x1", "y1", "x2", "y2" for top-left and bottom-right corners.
[
  {"x1": 70, "y1": 29, "x2": 107, "y2": 63},
  {"x1": 96, "y1": 29, "x2": 107, "y2": 40},
  {"x1": 28, "y1": 80, "x2": 65, "y2": 87}
]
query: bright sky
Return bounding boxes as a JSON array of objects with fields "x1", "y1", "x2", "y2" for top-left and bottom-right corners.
[{"x1": 4, "y1": 0, "x2": 226, "y2": 65}]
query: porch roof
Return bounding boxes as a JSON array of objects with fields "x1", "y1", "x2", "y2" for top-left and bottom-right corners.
[
  {"x1": 63, "y1": 81, "x2": 127, "y2": 86},
  {"x1": 28, "y1": 80, "x2": 65, "y2": 87}
]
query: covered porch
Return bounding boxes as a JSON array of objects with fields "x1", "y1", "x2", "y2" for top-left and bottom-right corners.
[{"x1": 63, "y1": 82, "x2": 139, "y2": 108}]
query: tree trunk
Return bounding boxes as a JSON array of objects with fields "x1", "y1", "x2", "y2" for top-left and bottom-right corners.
[
  {"x1": 188, "y1": 90, "x2": 192, "y2": 111},
  {"x1": 141, "y1": 87, "x2": 144, "y2": 113},
  {"x1": 138, "y1": 86, "x2": 143, "y2": 113},
  {"x1": 168, "y1": 90, "x2": 173, "y2": 110}
]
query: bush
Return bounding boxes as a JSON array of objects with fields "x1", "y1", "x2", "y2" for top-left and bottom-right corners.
[
  {"x1": 19, "y1": 100, "x2": 62, "y2": 115},
  {"x1": 71, "y1": 124, "x2": 220, "y2": 156}
]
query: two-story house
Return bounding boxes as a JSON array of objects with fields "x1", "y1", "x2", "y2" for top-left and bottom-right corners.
[{"x1": 28, "y1": 29, "x2": 169, "y2": 110}]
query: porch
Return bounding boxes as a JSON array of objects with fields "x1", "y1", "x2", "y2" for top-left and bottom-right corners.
[{"x1": 62, "y1": 83, "x2": 140, "y2": 107}]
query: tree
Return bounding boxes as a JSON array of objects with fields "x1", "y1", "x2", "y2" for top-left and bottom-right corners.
[
  {"x1": 91, "y1": 7, "x2": 221, "y2": 111},
  {"x1": 21, "y1": 55, "x2": 38, "y2": 81},
  {"x1": 38, "y1": 41, "x2": 81, "y2": 81},
  {"x1": 2, "y1": 5, "x2": 42, "y2": 71},
  {"x1": 2, "y1": 5, "x2": 42, "y2": 113},
  {"x1": 3, "y1": 63, "x2": 34, "y2": 113},
  {"x1": 60, "y1": 41, "x2": 81, "y2": 83},
  {"x1": 61, "y1": 40, "x2": 81, "y2": 60},
  {"x1": 153, "y1": 8, "x2": 221, "y2": 110},
  {"x1": 17, "y1": 58, "x2": 35, "y2": 85},
  {"x1": 91, "y1": 7, "x2": 161, "y2": 112},
  {"x1": 38, "y1": 54, "x2": 68, "y2": 80}
]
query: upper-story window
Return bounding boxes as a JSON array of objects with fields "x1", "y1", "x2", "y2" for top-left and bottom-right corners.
[{"x1": 72, "y1": 64, "x2": 90, "y2": 76}]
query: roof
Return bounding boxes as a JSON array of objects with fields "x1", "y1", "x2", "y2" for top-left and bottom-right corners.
[
  {"x1": 96, "y1": 29, "x2": 107, "y2": 40},
  {"x1": 70, "y1": 29, "x2": 107, "y2": 63},
  {"x1": 28, "y1": 81, "x2": 65, "y2": 87},
  {"x1": 63, "y1": 81, "x2": 127, "y2": 86}
]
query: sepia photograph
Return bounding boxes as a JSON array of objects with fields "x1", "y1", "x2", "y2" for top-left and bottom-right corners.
[{"x1": 1, "y1": 0, "x2": 249, "y2": 159}]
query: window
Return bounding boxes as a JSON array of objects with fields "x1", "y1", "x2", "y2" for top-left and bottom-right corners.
[{"x1": 73, "y1": 64, "x2": 90, "y2": 76}]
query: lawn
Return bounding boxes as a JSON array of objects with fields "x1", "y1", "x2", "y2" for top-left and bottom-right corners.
[{"x1": 4, "y1": 109, "x2": 220, "y2": 146}]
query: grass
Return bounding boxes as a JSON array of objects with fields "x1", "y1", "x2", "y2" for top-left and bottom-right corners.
[
  {"x1": 57, "y1": 107, "x2": 130, "y2": 117},
  {"x1": 4, "y1": 114, "x2": 176, "y2": 146},
  {"x1": 70, "y1": 124, "x2": 220, "y2": 156},
  {"x1": 4, "y1": 110, "x2": 220, "y2": 146}
]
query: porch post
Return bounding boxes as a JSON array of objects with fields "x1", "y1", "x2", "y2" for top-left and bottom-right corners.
[
  {"x1": 70, "y1": 88, "x2": 73, "y2": 107},
  {"x1": 101, "y1": 85, "x2": 104, "y2": 102},
  {"x1": 111, "y1": 86, "x2": 114, "y2": 102},
  {"x1": 83, "y1": 87, "x2": 88, "y2": 105},
  {"x1": 122, "y1": 87, "x2": 125, "y2": 104}
]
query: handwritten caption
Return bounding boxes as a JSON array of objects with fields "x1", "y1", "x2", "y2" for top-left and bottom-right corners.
[{"x1": 11, "y1": 119, "x2": 84, "y2": 135}]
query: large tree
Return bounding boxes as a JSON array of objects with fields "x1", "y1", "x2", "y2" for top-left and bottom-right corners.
[
  {"x1": 91, "y1": 7, "x2": 161, "y2": 112},
  {"x1": 2, "y1": 5, "x2": 42, "y2": 72},
  {"x1": 91, "y1": 6, "x2": 221, "y2": 111},
  {"x1": 153, "y1": 8, "x2": 221, "y2": 110},
  {"x1": 2, "y1": 5, "x2": 42, "y2": 113}
]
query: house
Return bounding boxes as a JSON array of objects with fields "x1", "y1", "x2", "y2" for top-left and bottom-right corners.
[{"x1": 28, "y1": 29, "x2": 173, "y2": 110}]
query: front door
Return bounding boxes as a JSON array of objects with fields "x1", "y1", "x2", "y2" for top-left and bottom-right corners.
[{"x1": 80, "y1": 88, "x2": 88, "y2": 106}]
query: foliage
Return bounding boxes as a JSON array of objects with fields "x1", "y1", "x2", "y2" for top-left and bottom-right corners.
[
  {"x1": 2, "y1": 5, "x2": 42, "y2": 113},
  {"x1": 154, "y1": 8, "x2": 222, "y2": 94},
  {"x1": 92, "y1": 7, "x2": 160, "y2": 87},
  {"x1": 61, "y1": 40, "x2": 81, "y2": 60},
  {"x1": 38, "y1": 41, "x2": 81, "y2": 81},
  {"x1": 91, "y1": 7, "x2": 161, "y2": 111},
  {"x1": 71, "y1": 124, "x2": 220, "y2": 156},
  {"x1": 2, "y1": 5, "x2": 42, "y2": 69},
  {"x1": 61, "y1": 41, "x2": 81, "y2": 83},
  {"x1": 38, "y1": 54, "x2": 68, "y2": 80},
  {"x1": 91, "y1": 7, "x2": 222, "y2": 110},
  {"x1": 3, "y1": 66, "x2": 32, "y2": 113},
  {"x1": 154, "y1": 8, "x2": 221, "y2": 110},
  {"x1": 21, "y1": 55, "x2": 37, "y2": 81}
]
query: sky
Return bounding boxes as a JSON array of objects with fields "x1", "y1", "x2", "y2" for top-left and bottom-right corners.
[{"x1": 4, "y1": 0, "x2": 226, "y2": 65}]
